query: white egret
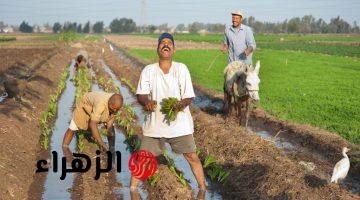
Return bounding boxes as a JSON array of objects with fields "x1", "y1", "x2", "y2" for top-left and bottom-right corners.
[
  {"x1": 331, "y1": 147, "x2": 350, "y2": 183},
  {"x1": 109, "y1": 44, "x2": 114, "y2": 51}
]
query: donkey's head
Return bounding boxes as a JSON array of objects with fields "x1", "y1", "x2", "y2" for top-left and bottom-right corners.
[{"x1": 245, "y1": 61, "x2": 261, "y2": 101}]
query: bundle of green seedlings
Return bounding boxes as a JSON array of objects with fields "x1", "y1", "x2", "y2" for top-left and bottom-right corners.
[
  {"x1": 160, "y1": 97, "x2": 182, "y2": 121},
  {"x1": 198, "y1": 149, "x2": 230, "y2": 184},
  {"x1": 40, "y1": 66, "x2": 70, "y2": 149},
  {"x1": 74, "y1": 67, "x2": 91, "y2": 151}
]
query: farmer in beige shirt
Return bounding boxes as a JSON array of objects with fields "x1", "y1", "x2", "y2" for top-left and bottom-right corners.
[{"x1": 62, "y1": 91, "x2": 123, "y2": 151}]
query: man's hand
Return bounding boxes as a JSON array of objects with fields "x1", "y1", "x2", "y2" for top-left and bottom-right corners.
[
  {"x1": 144, "y1": 100, "x2": 157, "y2": 111},
  {"x1": 99, "y1": 142, "x2": 109, "y2": 152},
  {"x1": 242, "y1": 46, "x2": 254, "y2": 58},
  {"x1": 174, "y1": 98, "x2": 193, "y2": 111},
  {"x1": 137, "y1": 94, "x2": 157, "y2": 112},
  {"x1": 89, "y1": 120, "x2": 108, "y2": 152},
  {"x1": 221, "y1": 44, "x2": 228, "y2": 54}
]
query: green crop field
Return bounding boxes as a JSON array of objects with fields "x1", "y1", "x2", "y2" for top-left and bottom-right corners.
[
  {"x1": 0, "y1": 37, "x2": 16, "y2": 42},
  {"x1": 144, "y1": 33, "x2": 360, "y2": 43},
  {"x1": 129, "y1": 45, "x2": 360, "y2": 144},
  {"x1": 141, "y1": 33, "x2": 360, "y2": 57}
]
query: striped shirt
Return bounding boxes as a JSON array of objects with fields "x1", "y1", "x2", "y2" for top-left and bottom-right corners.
[{"x1": 223, "y1": 24, "x2": 256, "y2": 65}]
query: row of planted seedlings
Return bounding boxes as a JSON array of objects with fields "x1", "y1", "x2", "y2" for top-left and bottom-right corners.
[
  {"x1": 40, "y1": 65, "x2": 70, "y2": 149},
  {"x1": 72, "y1": 67, "x2": 92, "y2": 152},
  {"x1": 94, "y1": 67, "x2": 189, "y2": 187},
  {"x1": 119, "y1": 77, "x2": 230, "y2": 185}
]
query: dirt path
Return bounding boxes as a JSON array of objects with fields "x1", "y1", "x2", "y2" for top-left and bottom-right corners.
[
  {"x1": 0, "y1": 46, "x2": 74, "y2": 199},
  {"x1": 101, "y1": 40, "x2": 360, "y2": 199}
]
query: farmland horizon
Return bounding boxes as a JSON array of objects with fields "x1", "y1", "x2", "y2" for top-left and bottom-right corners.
[{"x1": 0, "y1": 0, "x2": 359, "y2": 26}]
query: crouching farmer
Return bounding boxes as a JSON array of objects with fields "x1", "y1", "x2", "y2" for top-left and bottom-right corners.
[
  {"x1": 75, "y1": 50, "x2": 93, "y2": 69},
  {"x1": 62, "y1": 91, "x2": 123, "y2": 151}
]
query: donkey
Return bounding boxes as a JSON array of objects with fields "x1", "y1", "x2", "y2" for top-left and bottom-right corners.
[{"x1": 223, "y1": 60, "x2": 261, "y2": 127}]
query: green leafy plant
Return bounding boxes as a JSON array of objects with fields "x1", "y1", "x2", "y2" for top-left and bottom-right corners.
[
  {"x1": 40, "y1": 66, "x2": 70, "y2": 149},
  {"x1": 75, "y1": 67, "x2": 91, "y2": 101},
  {"x1": 218, "y1": 170, "x2": 230, "y2": 183},
  {"x1": 76, "y1": 130, "x2": 87, "y2": 152},
  {"x1": 202, "y1": 154, "x2": 230, "y2": 184},
  {"x1": 160, "y1": 97, "x2": 181, "y2": 121},
  {"x1": 72, "y1": 66, "x2": 91, "y2": 150},
  {"x1": 203, "y1": 154, "x2": 216, "y2": 168},
  {"x1": 148, "y1": 172, "x2": 161, "y2": 186},
  {"x1": 208, "y1": 164, "x2": 221, "y2": 181},
  {"x1": 163, "y1": 151, "x2": 188, "y2": 187}
]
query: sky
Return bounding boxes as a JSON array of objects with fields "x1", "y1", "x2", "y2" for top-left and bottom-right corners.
[{"x1": 0, "y1": 0, "x2": 359, "y2": 26}]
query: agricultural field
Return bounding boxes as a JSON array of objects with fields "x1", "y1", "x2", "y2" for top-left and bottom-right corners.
[
  {"x1": 141, "y1": 33, "x2": 360, "y2": 57},
  {"x1": 126, "y1": 34, "x2": 360, "y2": 145},
  {"x1": 1, "y1": 33, "x2": 359, "y2": 200},
  {"x1": 0, "y1": 36, "x2": 16, "y2": 42}
]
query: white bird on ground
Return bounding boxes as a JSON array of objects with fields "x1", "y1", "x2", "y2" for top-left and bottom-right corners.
[
  {"x1": 109, "y1": 44, "x2": 114, "y2": 51},
  {"x1": 102, "y1": 48, "x2": 105, "y2": 54},
  {"x1": 331, "y1": 147, "x2": 350, "y2": 183}
]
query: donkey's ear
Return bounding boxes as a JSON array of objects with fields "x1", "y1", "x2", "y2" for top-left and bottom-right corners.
[
  {"x1": 254, "y1": 61, "x2": 261, "y2": 75},
  {"x1": 245, "y1": 64, "x2": 251, "y2": 73}
]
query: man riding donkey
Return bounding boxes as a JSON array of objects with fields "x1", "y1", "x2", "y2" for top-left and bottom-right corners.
[{"x1": 222, "y1": 10, "x2": 261, "y2": 127}]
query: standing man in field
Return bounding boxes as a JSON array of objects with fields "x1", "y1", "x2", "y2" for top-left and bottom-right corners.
[
  {"x1": 62, "y1": 91, "x2": 123, "y2": 151},
  {"x1": 131, "y1": 33, "x2": 206, "y2": 192},
  {"x1": 222, "y1": 10, "x2": 256, "y2": 113}
]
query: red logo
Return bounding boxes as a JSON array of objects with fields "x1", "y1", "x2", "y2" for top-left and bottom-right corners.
[{"x1": 128, "y1": 150, "x2": 158, "y2": 180}]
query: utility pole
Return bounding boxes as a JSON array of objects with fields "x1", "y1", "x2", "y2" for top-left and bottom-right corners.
[{"x1": 140, "y1": 0, "x2": 146, "y2": 33}]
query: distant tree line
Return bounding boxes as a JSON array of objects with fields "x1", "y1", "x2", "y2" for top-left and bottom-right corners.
[
  {"x1": 243, "y1": 15, "x2": 360, "y2": 34},
  {"x1": 52, "y1": 21, "x2": 105, "y2": 33},
  {"x1": 7, "y1": 15, "x2": 360, "y2": 34}
]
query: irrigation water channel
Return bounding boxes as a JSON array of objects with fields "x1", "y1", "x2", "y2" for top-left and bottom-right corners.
[
  {"x1": 108, "y1": 43, "x2": 360, "y2": 195},
  {"x1": 91, "y1": 80, "x2": 148, "y2": 199},
  {"x1": 42, "y1": 60, "x2": 77, "y2": 199}
]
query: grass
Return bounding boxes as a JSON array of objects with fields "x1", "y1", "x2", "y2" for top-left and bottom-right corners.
[
  {"x1": 141, "y1": 33, "x2": 360, "y2": 57},
  {"x1": 144, "y1": 33, "x2": 360, "y2": 43},
  {"x1": 128, "y1": 48, "x2": 360, "y2": 144},
  {"x1": 258, "y1": 42, "x2": 360, "y2": 58},
  {"x1": 0, "y1": 37, "x2": 16, "y2": 42}
]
